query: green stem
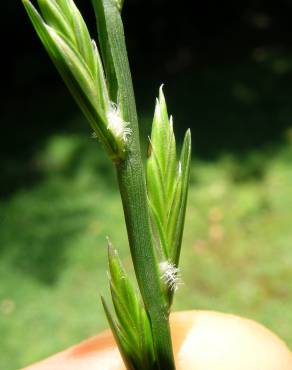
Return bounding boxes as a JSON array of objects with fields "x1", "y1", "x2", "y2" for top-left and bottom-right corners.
[
  {"x1": 91, "y1": 1, "x2": 176, "y2": 368},
  {"x1": 116, "y1": 152, "x2": 175, "y2": 370}
]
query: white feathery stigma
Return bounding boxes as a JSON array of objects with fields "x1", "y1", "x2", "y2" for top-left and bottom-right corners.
[
  {"x1": 159, "y1": 261, "x2": 182, "y2": 291},
  {"x1": 106, "y1": 102, "x2": 131, "y2": 143}
]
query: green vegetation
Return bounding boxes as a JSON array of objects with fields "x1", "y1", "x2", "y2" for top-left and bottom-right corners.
[{"x1": 1, "y1": 126, "x2": 292, "y2": 369}]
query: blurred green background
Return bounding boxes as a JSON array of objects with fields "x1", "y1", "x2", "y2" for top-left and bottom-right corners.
[{"x1": 2, "y1": 1, "x2": 292, "y2": 368}]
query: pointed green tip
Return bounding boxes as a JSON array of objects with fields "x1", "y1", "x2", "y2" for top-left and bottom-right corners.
[
  {"x1": 158, "y1": 83, "x2": 165, "y2": 102},
  {"x1": 106, "y1": 237, "x2": 118, "y2": 261},
  {"x1": 155, "y1": 84, "x2": 169, "y2": 127},
  {"x1": 100, "y1": 296, "x2": 112, "y2": 319},
  {"x1": 100, "y1": 295, "x2": 106, "y2": 308},
  {"x1": 101, "y1": 296, "x2": 111, "y2": 314},
  {"x1": 181, "y1": 129, "x2": 192, "y2": 161},
  {"x1": 22, "y1": 0, "x2": 32, "y2": 10},
  {"x1": 185, "y1": 129, "x2": 191, "y2": 143},
  {"x1": 22, "y1": 0, "x2": 35, "y2": 13},
  {"x1": 106, "y1": 236, "x2": 113, "y2": 249}
]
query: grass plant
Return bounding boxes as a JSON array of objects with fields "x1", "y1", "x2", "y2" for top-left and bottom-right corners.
[{"x1": 21, "y1": 0, "x2": 191, "y2": 369}]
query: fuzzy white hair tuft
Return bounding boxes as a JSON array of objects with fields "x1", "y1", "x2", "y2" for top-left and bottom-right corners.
[
  {"x1": 107, "y1": 102, "x2": 131, "y2": 143},
  {"x1": 159, "y1": 261, "x2": 182, "y2": 291}
]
